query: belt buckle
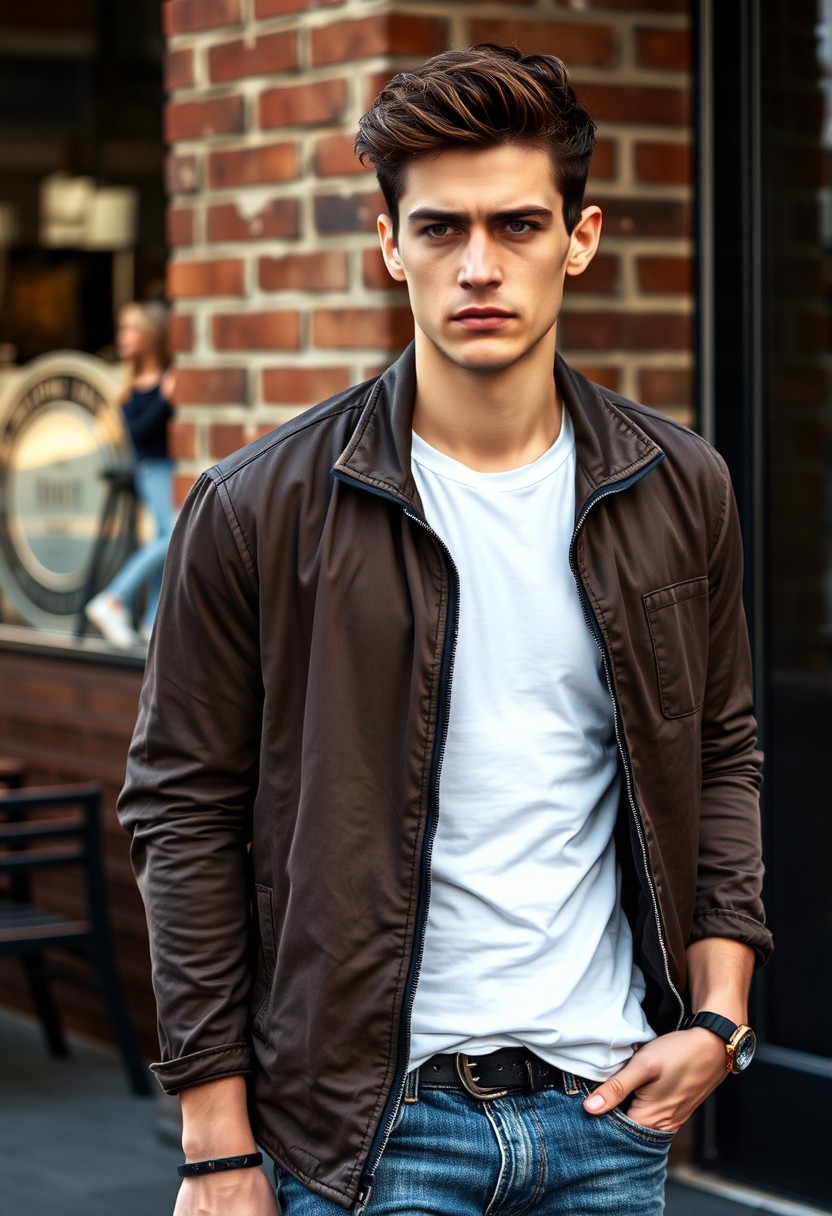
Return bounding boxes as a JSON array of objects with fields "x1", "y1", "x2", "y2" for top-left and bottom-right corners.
[{"x1": 455, "y1": 1054, "x2": 510, "y2": 1101}]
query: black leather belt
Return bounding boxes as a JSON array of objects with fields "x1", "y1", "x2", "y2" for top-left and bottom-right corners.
[{"x1": 418, "y1": 1047, "x2": 568, "y2": 1101}]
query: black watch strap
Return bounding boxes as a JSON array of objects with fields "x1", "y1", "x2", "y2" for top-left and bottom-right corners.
[{"x1": 684, "y1": 1010, "x2": 738, "y2": 1041}]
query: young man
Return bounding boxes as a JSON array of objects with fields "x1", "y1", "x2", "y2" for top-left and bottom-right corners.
[{"x1": 119, "y1": 45, "x2": 771, "y2": 1216}]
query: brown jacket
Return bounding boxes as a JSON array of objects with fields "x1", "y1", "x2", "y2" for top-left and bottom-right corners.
[{"x1": 119, "y1": 346, "x2": 771, "y2": 1209}]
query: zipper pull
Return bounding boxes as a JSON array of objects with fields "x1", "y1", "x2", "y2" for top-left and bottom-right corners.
[{"x1": 354, "y1": 1173, "x2": 374, "y2": 1215}]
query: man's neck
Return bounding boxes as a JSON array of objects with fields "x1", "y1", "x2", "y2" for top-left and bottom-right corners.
[{"x1": 411, "y1": 334, "x2": 562, "y2": 473}]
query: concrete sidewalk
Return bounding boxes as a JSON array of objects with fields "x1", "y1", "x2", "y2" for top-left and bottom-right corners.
[{"x1": 0, "y1": 1007, "x2": 821, "y2": 1216}]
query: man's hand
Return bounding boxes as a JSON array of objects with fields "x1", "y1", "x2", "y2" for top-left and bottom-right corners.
[
  {"x1": 173, "y1": 1168, "x2": 279, "y2": 1216},
  {"x1": 582, "y1": 1027, "x2": 727, "y2": 1132}
]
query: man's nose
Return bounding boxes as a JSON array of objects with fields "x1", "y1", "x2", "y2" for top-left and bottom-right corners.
[{"x1": 458, "y1": 232, "x2": 501, "y2": 287}]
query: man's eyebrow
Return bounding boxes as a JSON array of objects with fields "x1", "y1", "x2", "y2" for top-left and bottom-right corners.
[{"x1": 406, "y1": 206, "x2": 554, "y2": 225}]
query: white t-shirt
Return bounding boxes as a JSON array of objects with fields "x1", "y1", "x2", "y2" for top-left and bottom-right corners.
[{"x1": 408, "y1": 409, "x2": 654, "y2": 1081}]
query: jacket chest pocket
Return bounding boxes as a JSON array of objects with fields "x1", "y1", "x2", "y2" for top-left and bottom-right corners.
[
  {"x1": 252, "y1": 884, "x2": 277, "y2": 1041},
  {"x1": 643, "y1": 577, "x2": 709, "y2": 719}
]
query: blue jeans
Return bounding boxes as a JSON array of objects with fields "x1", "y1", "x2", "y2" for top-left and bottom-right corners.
[
  {"x1": 275, "y1": 1070, "x2": 672, "y2": 1215},
  {"x1": 107, "y1": 458, "x2": 174, "y2": 631}
]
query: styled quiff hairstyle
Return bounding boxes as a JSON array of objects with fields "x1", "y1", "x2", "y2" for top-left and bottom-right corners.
[{"x1": 355, "y1": 44, "x2": 596, "y2": 236}]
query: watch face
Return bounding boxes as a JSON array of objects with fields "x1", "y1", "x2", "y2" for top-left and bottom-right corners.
[{"x1": 733, "y1": 1028, "x2": 757, "y2": 1071}]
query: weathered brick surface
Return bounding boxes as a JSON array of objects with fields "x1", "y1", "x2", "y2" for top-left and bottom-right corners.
[
  {"x1": 588, "y1": 138, "x2": 616, "y2": 182},
  {"x1": 213, "y1": 311, "x2": 302, "y2": 351},
  {"x1": 165, "y1": 152, "x2": 200, "y2": 195},
  {"x1": 174, "y1": 367, "x2": 248, "y2": 404},
  {"x1": 206, "y1": 198, "x2": 299, "y2": 242},
  {"x1": 168, "y1": 313, "x2": 194, "y2": 353},
  {"x1": 259, "y1": 252, "x2": 349, "y2": 293},
  {"x1": 315, "y1": 192, "x2": 385, "y2": 236},
  {"x1": 595, "y1": 196, "x2": 690, "y2": 239},
  {"x1": 572, "y1": 363, "x2": 621, "y2": 392},
  {"x1": 262, "y1": 366, "x2": 352, "y2": 404},
  {"x1": 209, "y1": 423, "x2": 254, "y2": 458},
  {"x1": 568, "y1": 253, "x2": 619, "y2": 295},
  {"x1": 165, "y1": 95, "x2": 245, "y2": 141},
  {"x1": 168, "y1": 419, "x2": 198, "y2": 460},
  {"x1": 164, "y1": 0, "x2": 696, "y2": 472},
  {"x1": 255, "y1": 0, "x2": 341, "y2": 15},
  {"x1": 559, "y1": 312, "x2": 692, "y2": 353},
  {"x1": 165, "y1": 0, "x2": 242, "y2": 37},
  {"x1": 312, "y1": 15, "x2": 449, "y2": 66},
  {"x1": 362, "y1": 248, "x2": 394, "y2": 290},
  {"x1": 208, "y1": 31, "x2": 297, "y2": 83},
  {"x1": 314, "y1": 133, "x2": 369, "y2": 178},
  {"x1": 577, "y1": 82, "x2": 689, "y2": 127},
  {"x1": 634, "y1": 27, "x2": 690, "y2": 72},
  {"x1": 209, "y1": 143, "x2": 298, "y2": 188},
  {"x1": 634, "y1": 141, "x2": 692, "y2": 184},
  {"x1": 638, "y1": 367, "x2": 693, "y2": 408},
  {"x1": 314, "y1": 307, "x2": 414, "y2": 350},
  {"x1": 167, "y1": 206, "x2": 195, "y2": 247},
  {"x1": 260, "y1": 80, "x2": 347, "y2": 130},
  {"x1": 165, "y1": 48, "x2": 195, "y2": 91},
  {"x1": 637, "y1": 256, "x2": 694, "y2": 295},
  {"x1": 167, "y1": 258, "x2": 245, "y2": 298},
  {"x1": 468, "y1": 20, "x2": 616, "y2": 66}
]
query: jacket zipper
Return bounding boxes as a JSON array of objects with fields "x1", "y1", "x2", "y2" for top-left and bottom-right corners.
[
  {"x1": 331, "y1": 472, "x2": 460, "y2": 1215},
  {"x1": 568, "y1": 457, "x2": 685, "y2": 1032}
]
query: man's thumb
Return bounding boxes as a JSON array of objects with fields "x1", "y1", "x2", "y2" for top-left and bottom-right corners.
[{"x1": 582, "y1": 1063, "x2": 639, "y2": 1115}]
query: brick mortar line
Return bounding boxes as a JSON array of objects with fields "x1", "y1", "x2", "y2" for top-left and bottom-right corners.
[
  {"x1": 563, "y1": 349, "x2": 694, "y2": 363},
  {"x1": 599, "y1": 237, "x2": 694, "y2": 253},
  {"x1": 165, "y1": 6, "x2": 689, "y2": 51},
  {"x1": 594, "y1": 122, "x2": 691, "y2": 140},
  {"x1": 588, "y1": 182, "x2": 691, "y2": 200},
  {"x1": 564, "y1": 297, "x2": 693, "y2": 313},
  {"x1": 165, "y1": 65, "x2": 692, "y2": 99},
  {"x1": 166, "y1": 179, "x2": 686, "y2": 208}
]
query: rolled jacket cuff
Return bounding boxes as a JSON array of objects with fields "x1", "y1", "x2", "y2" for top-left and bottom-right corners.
[
  {"x1": 688, "y1": 908, "x2": 774, "y2": 968},
  {"x1": 150, "y1": 1041, "x2": 253, "y2": 1095}
]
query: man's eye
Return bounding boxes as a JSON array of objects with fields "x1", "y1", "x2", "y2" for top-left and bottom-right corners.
[
  {"x1": 424, "y1": 224, "x2": 453, "y2": 238},
  {"x1": 506, "y1": 220, "x2": 535, "y2": 234}
]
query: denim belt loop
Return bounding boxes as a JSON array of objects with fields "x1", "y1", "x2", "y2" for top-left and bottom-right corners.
[
  {"x1": 562, "y1": 1070, "x2": 581, "y2": 1096},
  {"x1": 403, "y1": 1067, "x2": 420, "y2": 1104}
]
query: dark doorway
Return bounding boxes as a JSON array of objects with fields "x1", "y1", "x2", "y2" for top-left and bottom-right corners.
[{"x1": 697, "y1": 2, "x2": 832, "y2": 1208}]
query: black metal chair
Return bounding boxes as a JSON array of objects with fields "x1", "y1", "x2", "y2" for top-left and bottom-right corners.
[
  {"x1": 75, "y1": 465, "x2": 140, "y2": 639},
  {"x1": 0, "y1": 784, "x2": 151, "y2": 1094}
]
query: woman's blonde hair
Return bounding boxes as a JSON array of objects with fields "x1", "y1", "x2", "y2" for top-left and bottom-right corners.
[{"x1": 118, "y1": 300, "x2": 170, "y2": 400}]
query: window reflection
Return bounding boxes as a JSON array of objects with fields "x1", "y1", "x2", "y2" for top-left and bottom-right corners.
[{"x1": 763, "y1": 0, "x2": 832, "y2": 1058}]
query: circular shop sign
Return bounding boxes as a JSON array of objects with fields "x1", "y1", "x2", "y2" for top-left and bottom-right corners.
[{"x1": 0, "y1": 351, "x2": 131, "y2": 631}]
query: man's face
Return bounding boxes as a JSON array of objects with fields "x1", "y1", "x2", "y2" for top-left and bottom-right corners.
[{"x1": 378, "y1": 143, "x2": 600, "y2": 375}]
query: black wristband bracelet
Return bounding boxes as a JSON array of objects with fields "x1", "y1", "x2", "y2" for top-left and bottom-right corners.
[{"x1": 177, "y1": 1152, "x2": 263, "y2": 1178}]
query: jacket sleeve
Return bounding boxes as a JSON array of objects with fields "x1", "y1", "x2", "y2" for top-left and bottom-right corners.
[
  {"x1": 690, "y1": 460, "x2": 773, "y2": 965},
  {"x1": 117, "y1": 471, "x2": 262, "y2": 1093}
]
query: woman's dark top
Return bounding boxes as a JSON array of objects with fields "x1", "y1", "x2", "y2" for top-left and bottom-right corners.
[{"x1": 122, "y1": 382, "x2": 174, "y2": 461}]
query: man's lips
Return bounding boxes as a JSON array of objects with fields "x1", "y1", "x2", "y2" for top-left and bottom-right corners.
[{"x1": 452, "y1": 307, "x2": 515, "y2": 330}]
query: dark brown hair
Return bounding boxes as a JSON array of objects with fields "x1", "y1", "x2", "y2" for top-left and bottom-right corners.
[{"x1": 355, "y1": 44, "x2": 596, "y2": 236}]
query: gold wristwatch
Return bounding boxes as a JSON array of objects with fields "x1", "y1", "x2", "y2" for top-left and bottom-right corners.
[{"x1": 684, "y1": 1010, "x2": 757, "y2": 1074}]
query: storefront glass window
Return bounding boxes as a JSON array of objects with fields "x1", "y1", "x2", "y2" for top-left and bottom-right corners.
[{"x1": 762, "y1": 0, "x2": 832, "y2": 1059}]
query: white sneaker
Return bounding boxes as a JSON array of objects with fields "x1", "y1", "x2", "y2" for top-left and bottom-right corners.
[{"x1": 85, "y1": 593, "x2": 140, "y2": 649}]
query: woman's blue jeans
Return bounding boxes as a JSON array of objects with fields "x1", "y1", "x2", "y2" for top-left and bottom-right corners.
[
  {"x1": 107, "y1": 458, "x2": 174, "y2": 632},
  {"x1": 274, "y1": 1069, "x2": 672, "y2": 1215}
]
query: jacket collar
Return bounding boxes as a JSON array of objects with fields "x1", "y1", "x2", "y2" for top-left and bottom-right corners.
[{"x1": 333, "y1": 343, "x2": 664, "y2": 510}]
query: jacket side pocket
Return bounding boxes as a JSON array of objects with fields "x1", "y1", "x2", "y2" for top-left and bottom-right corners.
[
  {"x1": 643, "y1": 577, "x2": 709, "y2": 719},
  {"x1": 252, "y1": 884, "x2": 277, "y2": 1042}
]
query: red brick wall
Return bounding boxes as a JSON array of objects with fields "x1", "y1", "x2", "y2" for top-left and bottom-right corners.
[{"x1": 164, "y1": 0, "x2": 694, "y2": 487}]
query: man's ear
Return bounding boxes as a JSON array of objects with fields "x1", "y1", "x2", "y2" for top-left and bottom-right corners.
[
  {"x1": 565, "y1": 205, "x2": 603, "y2": 278},
  {"x1": 378, "y1": 214, "x2": 406, "y2": 283}
]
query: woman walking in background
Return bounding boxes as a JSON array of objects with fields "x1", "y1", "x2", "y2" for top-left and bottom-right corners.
[{"x1": 86, "y1": 300, "x2": 175, "y2": 649}]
